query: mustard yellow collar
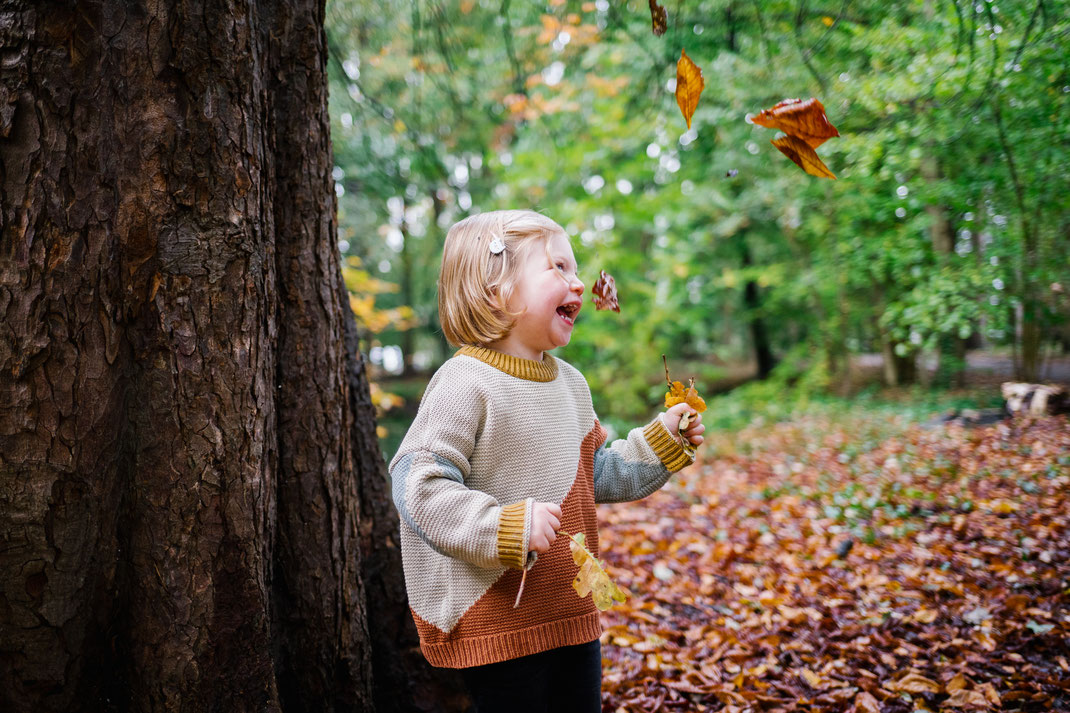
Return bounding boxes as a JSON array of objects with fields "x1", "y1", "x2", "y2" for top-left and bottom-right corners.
[{"x1": 456, "y1": 345, "x2": 559, "y2": 382}]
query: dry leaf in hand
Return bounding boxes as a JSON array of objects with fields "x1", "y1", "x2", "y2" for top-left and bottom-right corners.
[
  {"x1": 771, "y1": 135, "x2": 837, "y2": 179},
  {"x1": 675, "y1": 49, "x2": 704, "y2": 129},
  {"x1": 648, "y1": 0, "x2": 667, "y2": 36},
  {"x1": 662, "y1": 356, "x2": 706, "y2": 451},
  {"x1": 750, "y1": 97, "x2": 839, "y2": 148},
  {"x1": 592, "y1": 269, "x2": 620, "y2": 312},
  {"x1": 662, "y1": 356, "x2": 707, "y2": 416},
  {"x1": 565, "y1": 531, "x2": 627, "y2": 611}
]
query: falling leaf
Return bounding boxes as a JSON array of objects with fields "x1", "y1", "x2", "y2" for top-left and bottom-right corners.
[
  {"x1": 648, "y1": 0, "x2": 667, "y2": 36},
  {"x1": 772, "y1": 135, "x2": 837, "y2": 179},
  {"x1": 565, "y1": 531, "x2": 628, "y2": 611},
  {"x1": 749, "y1": 97, "x2": 840, "y2": 148},
  {"x1": 592, "y1": 269, "x2": 620, "y2": 312},
  {"x1": 749, "y1": 97, "x2": 840, "y2": 178},
  {"x1": 675, "y1": 49, "x2": 704, "y2": 129}
]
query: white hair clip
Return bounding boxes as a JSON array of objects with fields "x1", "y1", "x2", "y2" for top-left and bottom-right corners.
[{"x1": 488, "y1": 237, "x2": 506, "y2": 254}]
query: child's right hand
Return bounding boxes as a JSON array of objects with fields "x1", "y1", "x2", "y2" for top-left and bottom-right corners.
[{"x1": 529, "y1": 502, "x2": 562, "y2": 554}]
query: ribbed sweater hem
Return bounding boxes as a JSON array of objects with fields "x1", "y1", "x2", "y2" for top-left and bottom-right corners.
[{"x1": 419, "y1": 611, "x2": 603, "y2": 668}]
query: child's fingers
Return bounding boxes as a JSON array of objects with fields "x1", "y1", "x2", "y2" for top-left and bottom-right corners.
[{"x1": 665, "y1": 402, "x2": 692, "y2": 418}]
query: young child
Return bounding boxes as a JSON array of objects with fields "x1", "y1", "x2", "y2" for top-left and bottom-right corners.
[{"x1": 389, "y1": 209, "x2": 704, "y2": 712}]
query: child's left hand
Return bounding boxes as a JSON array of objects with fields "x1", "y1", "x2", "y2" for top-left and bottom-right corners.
[{"x1": 662, "y1": 402, "x2": 705, "y2": 447}]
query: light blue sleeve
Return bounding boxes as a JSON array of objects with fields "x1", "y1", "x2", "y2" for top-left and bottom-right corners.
[{"x1": 592, "y1": 417, "x2": 694, "y2": 504}]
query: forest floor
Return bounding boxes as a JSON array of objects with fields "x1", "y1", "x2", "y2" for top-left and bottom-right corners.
[{"x1": 597, "y1": 411, "x2": 1070, "y2": 713}]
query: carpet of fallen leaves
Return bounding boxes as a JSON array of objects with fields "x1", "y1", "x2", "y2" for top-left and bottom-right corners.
[{"x1": 598, "y1": 413, "x2": 1070, "y2": 712}]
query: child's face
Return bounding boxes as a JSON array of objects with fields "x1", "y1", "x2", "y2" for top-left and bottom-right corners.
[{"x1": 503, "y1": 231, "x2": 585, "y2": 359}]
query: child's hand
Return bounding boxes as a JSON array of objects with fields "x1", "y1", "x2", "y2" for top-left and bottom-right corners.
[
  {"x1": 662, "y1": 402, "x2": 705, "y2": 447},
  {"x1": 529, "y1": 502, "x2": 561, "y2": 554}
]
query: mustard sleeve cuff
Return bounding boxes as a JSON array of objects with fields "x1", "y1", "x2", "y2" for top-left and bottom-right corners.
[
  {"x1": 497, "y1": 499, "x2": 530, "y2": 569},
  {"x1": 642, "y1": 417, "x2": 695, "y2": 472}
]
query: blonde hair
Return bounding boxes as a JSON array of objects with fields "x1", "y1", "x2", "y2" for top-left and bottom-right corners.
[{"x1": 438, "y1": 210, "x2": 565, "y2": 347}]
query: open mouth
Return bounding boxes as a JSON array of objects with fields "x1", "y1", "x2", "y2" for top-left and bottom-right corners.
[{"x1": 556, "y1": 303, "x2": 579, "y2": 326}]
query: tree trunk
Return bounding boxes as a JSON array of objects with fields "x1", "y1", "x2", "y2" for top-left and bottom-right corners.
[
  {"x1": 922, "y1": 153, "x2": 967, "y2": 388},
  {"x1": 0, "y1": 2, "x2": 444, "y2": 711},
  {"x1": 739, "y1": 238, "x2": 776, "y2": 379}
]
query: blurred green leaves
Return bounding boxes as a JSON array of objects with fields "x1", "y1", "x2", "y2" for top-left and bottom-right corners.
[{"x1": 327, "y1": 0, "x2": 1069, "y2": 422}]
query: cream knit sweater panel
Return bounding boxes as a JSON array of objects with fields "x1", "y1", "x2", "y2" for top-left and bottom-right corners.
[{"x1": 389, "y1": 346, "x2": 694, "y2": 665}]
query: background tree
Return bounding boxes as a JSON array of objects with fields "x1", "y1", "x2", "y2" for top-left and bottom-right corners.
[{"x1": 0, "y1": 2, "x2": 459, "y2": 711}]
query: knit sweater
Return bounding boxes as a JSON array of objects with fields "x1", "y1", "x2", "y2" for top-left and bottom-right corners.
[{"x1": 389, "y1": 346, "x2": 695, "y2": 668}]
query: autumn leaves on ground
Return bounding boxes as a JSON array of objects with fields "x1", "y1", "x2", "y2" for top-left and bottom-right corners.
[{"x1": 596, "y1": 411, "x2": 1070, "y2": 712}]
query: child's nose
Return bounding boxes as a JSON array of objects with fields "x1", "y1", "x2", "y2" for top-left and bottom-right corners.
[{"x1": 571, "y1": 276, "x2": 584, "y2": 294}]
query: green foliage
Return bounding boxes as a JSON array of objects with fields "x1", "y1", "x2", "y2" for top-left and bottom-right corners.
[{"x1": 327, "y1": 0, "x2": 1070, "y2": 427}]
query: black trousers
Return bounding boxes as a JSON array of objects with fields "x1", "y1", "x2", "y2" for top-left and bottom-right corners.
[{"x1": 460, "y1": 639, "x2": 602, "y2": 713}]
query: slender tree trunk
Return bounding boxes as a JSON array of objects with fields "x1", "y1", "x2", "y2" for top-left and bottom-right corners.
[
  {"x1": 739, "y1": 238, "x2": 776, "y2": 379},
  {"x1": 0, "y1": 2, "x2": 438, "y2": 711},
  {"x1": 922, "y1": 153, "x2": 967, "y2": 387}
]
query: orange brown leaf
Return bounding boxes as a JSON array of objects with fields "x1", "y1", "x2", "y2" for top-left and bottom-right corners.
[
  {"x1": 675, "y1": 49, "x2": 704, "y2": 129},
  {"x1": 592, "y1": 269, "x2": 620, "y2": 312},
  {"x1": 750, "y1": 97, "x2": 840, "y2": 148},
  {"x1": 648, "y1": 0, "x2": 667, "y2": 36},
  {"x1": 771, "y1": 135, "x2": 837, "y2": 179}
]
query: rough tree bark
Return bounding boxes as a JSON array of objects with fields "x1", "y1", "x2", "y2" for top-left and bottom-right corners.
[{"x1": 0, "y1": 2, "x2": 461, "y2": 711}]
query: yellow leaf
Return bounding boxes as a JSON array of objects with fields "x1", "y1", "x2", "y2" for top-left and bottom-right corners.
[
  {"x1": 913, "y1": 607, "x2": 938, "y2": 623},
  {"x1": 885, "y1": 671, "x2": 942, "y2": 694},
  {"x1": 566, "y1": 531, "x2": 628, "y2": 611},
  {"x1": 979, "y1": 682, "x2": 1001, "y2": 705},
  {"x1": 675, "y1": 49, "x2": 704, "y2": 129},
  {"x1": 771, "y1": 135, "x2": 836, "y2": 179},
  {"x1": 946, "y1": 673, "x2": 969, "y2": 693},
  {"x1": 778, "y1": 605, "x2": 808, "y2": 623},
  {"x1": 974, "y1": 630, "x2": 997, "y2": 651},
  {"x1": 800, "y1": 668, "x2": 824, "y2": 689}
]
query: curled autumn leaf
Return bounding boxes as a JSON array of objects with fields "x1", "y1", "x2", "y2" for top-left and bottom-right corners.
[
  {"x1": 749, "y1": 97, "x2": 839, "y2": 148},
  {"x1": 749, "y1": 97, "x2": 839, "y2": 178},
  {"x1": 675, "y1": 49, "x2": 704, "y2": 129},
  {"x1": 648, "y1": 0, "x2": 667, "y2": 36},
  {"x1": 772, "y1": 135, "x2": 837, "y2": 179},
  {"x1": 592, "y1": 269, "x2": 620, "y2": 312},
  {"x1": 564, "y1": 531, "x2": 627, "y2": 611}
]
